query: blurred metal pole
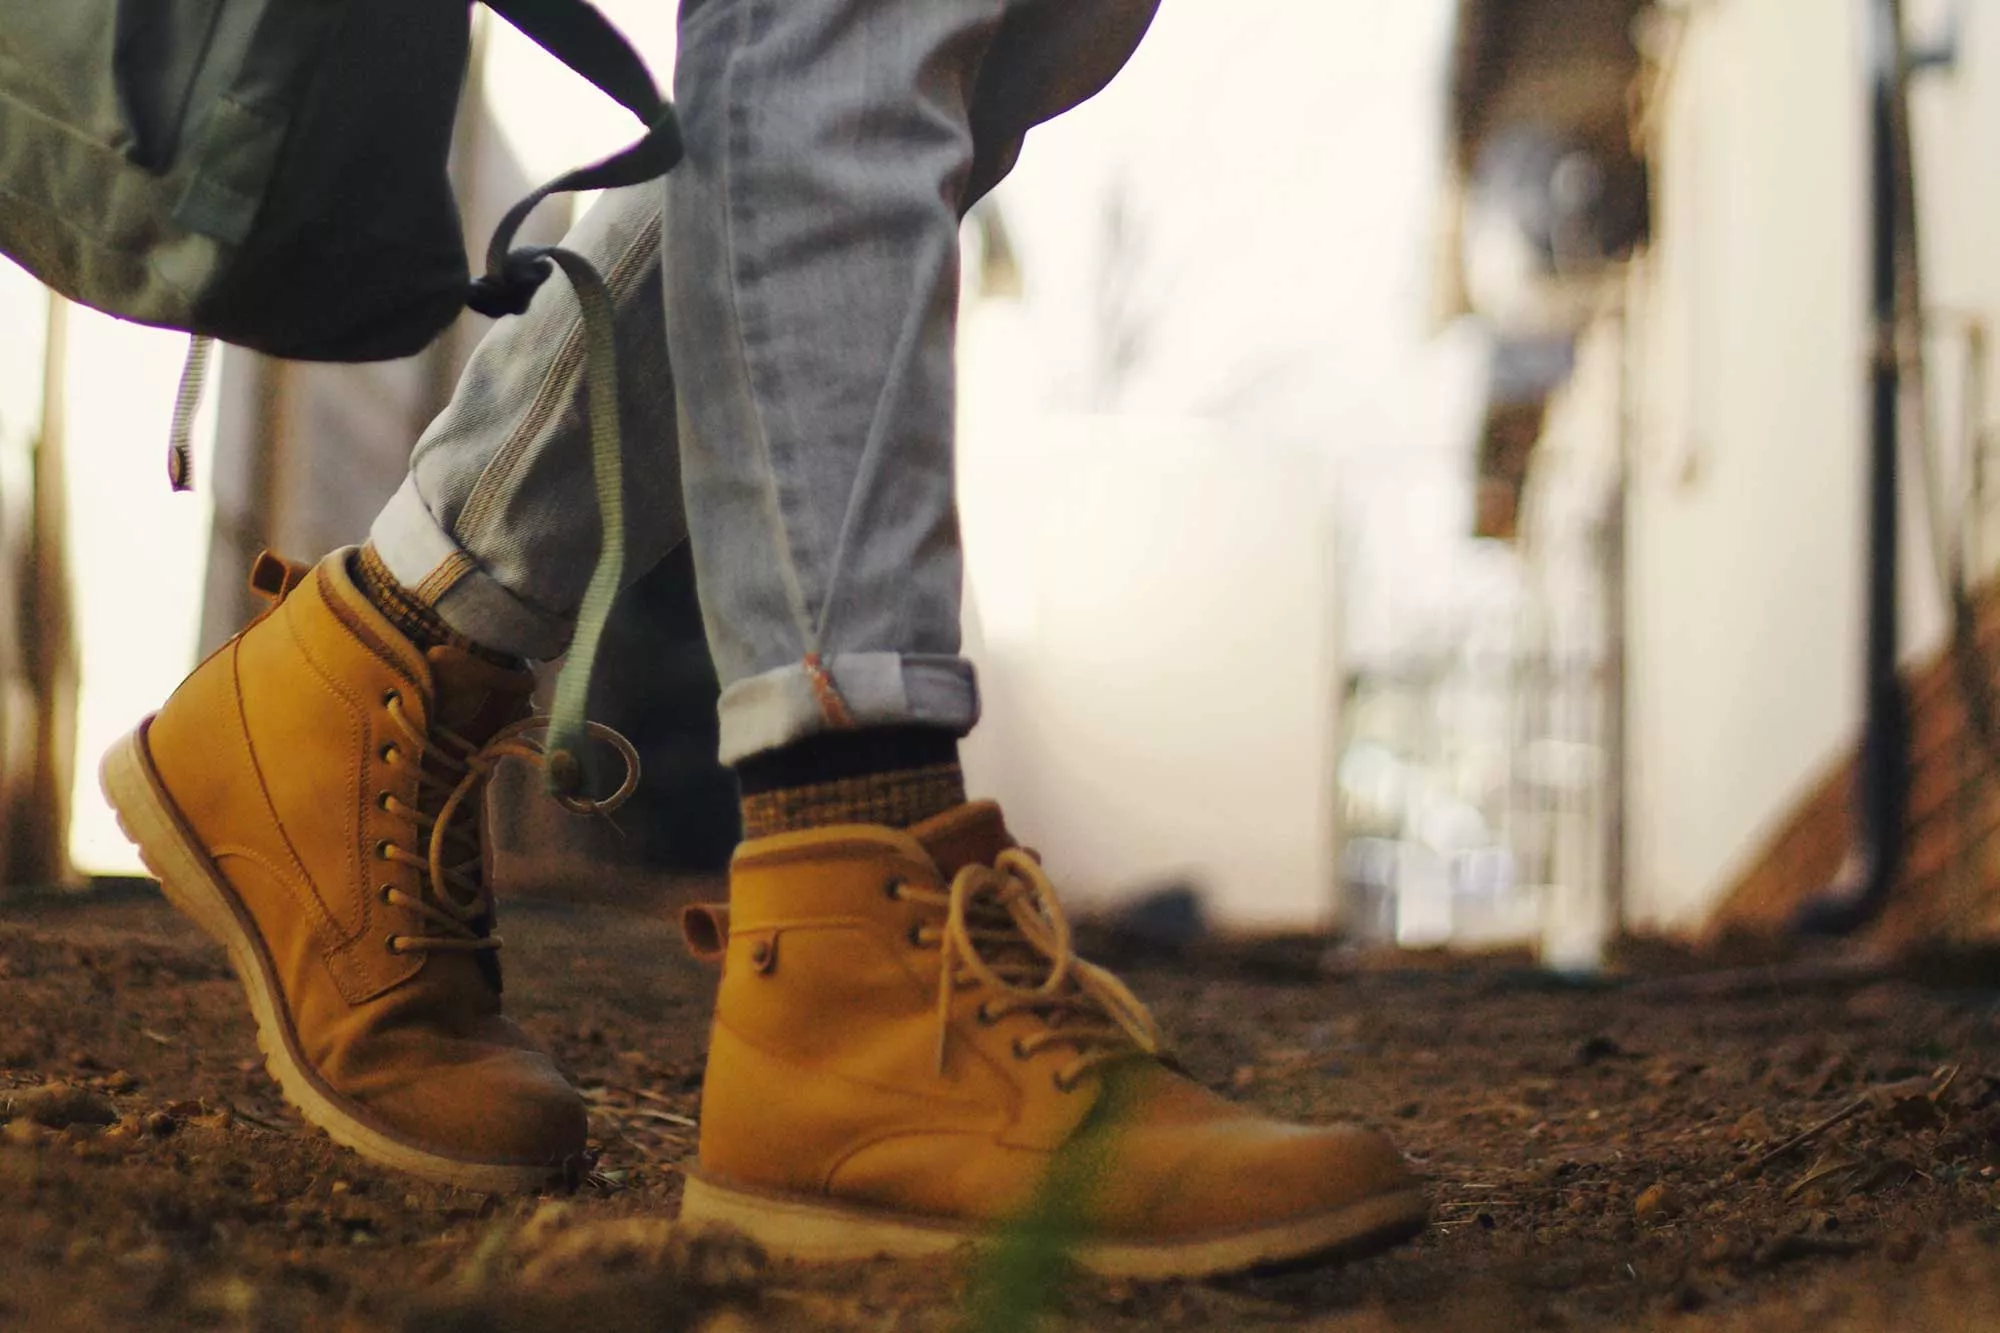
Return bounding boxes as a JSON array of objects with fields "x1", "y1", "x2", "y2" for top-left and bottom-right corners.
[
  {"x1": 9, "y1": 295, "x2": 79, "y2": 888},
  {"x1": 1604, "y1": 297, "x2": 1633, "y2": 941},
  {"x1": 1794, "y1": 0, "x2": 1911, "y2": 934}
]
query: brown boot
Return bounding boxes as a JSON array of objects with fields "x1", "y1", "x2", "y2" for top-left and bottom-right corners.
[
  {"x1": 101, "y1": 548, "x2": 599, "y2": 1191},
  {"x1": 678, "y1": 802, "x2": 1428, "y2": 1278}
]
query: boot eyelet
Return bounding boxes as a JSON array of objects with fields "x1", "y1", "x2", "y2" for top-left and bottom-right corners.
[
  {"x1": 375, "y1": 840, "x2": 396, "y2": 861},
  {"x1": 376, "y1": 792, "x2": 393, "y2": 812},
  {"x1": 883, "y1": 877, "x2": 904, "y2": 901},
  {"x1": 1010, "y1": 1037, "x2": 1029, "y2": 1061},
  {"x1": 378, "y1": 885, "x2": 396, "y2": 906},
  {"x1": 1052, "y1": 1072, "x2": 1078, "y2": 1094},
  {"x1": 905, "y1": 923, "x2": 925, "y2": 948},
  {"x1": 380, "y1": 745, "x2": 400, "y2": 764},
  {"x1": 384, "y1": 934, "x2": 404, "y2": 955},
  {"x1": 381, "y1": 689, "x2": 401, "y2": 707},
  {"x1": 975, "y1": 1005, "x2": 998, "y2": 1026}
]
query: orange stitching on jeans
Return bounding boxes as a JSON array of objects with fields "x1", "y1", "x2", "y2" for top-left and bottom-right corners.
[{"x1": 803, "y1": 653, "x2": 856, "y2": 729}]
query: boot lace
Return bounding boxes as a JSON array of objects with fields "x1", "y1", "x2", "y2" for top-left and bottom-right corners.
[
  {"x1": 900, "y1": 848, "x2": 1164, "y2": 1092},
  {"x1": 377, "y1": 691, "x2": 639, "y2": 955}
]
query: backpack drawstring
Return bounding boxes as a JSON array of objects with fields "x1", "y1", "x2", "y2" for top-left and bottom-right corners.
[{"x1": 166, "y1": 334, "x2": 213, "y2": 492}]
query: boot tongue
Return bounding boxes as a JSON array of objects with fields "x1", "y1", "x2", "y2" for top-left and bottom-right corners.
[
  {"x1": 908, "y1": 800, "x2": 1015, "y2": 877},
  {"x1": 424, "y1": 646, "x2": 536, "y2": 747}
]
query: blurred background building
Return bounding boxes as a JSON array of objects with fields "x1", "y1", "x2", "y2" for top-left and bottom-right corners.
[{"x1": 1, "y1": 0, "x2": 1996, "y2": 965}]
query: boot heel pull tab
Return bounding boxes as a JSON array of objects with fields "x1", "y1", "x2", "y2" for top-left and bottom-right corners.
[
  {"x1": 248, "y1": 551, "x2": 311, "y2": 604},
  {"x1": 681, "y1": 904, "x2": 731, "y2": 964}
]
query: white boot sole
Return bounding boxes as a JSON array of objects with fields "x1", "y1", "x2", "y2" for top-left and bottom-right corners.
[{"x1": 679, "y1": 1168, "x2": 1429, "y2": 1279}]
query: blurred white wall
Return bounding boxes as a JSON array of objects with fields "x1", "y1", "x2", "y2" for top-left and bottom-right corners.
[
  {"x1": 60, "y1": 317, "x2": 219, "y2": 874},
  {"x1": 958, "y1": 414, "x2": 1340, "y2": 928},
  {"x1": 952, "y1": 0, "x2": 1477, "y2": 928},
  {"x1": 0, "y1": 263, "x2": 44, "y2": 447},
  {"x1": 0, "y1": 261, "x2": 218, "y2": 877},
  {"x1": 1539, "y1": 0, "x2": 2000, "y2": 929}
]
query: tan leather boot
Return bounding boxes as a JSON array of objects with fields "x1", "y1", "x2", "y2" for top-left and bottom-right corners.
[
  {"x1": 679, "y1": 802, "x2": 1428, "y2": 1278},
  {"x1": 101, "y1": 548, "x2": 615, "y2": 1191}
]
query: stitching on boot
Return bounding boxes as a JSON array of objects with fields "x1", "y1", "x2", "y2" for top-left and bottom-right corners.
[
  {"x1": 281, "y1": 608, "x2": 425, "y2": 1003},
  {"x1": 318, "y1": 562, "x2": 426, "y2": 682},
  {"x1": 222, "y1": 637, "x2": 342, "y2": 949}
]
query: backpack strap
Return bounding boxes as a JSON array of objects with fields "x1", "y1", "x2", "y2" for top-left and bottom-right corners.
[
  {"x1": 465, "y1": 0, "x2": 683, "y2": 798},
  {"x1": 482, "y1": 0, "x2": 667, "y2": 130},
  {"x1": 467, "y1": 0, "x2": 683, "y2": 319}
]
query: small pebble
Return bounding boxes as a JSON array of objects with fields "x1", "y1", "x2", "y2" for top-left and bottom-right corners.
[
  {"x1": 1886, "y1": 1230, "x2": 1927, "y2": 1264},
  {"x1": 2, "y1": 1119, "x2": 49, "y2": 1148},
  {"x1": 1635, "y1": 1182, "x2": 1683, "y2": 1224},
  {"x1": 15, "y1": 1083, "x2": 118, "y2": 1129},
  {"x1": 103, "y1": 1070, "x2": 138, "y2": 1094},
  {"x1": 1732, "y1": 1107, "x2": 1775, "y2": 1143},
  {"x1": 115, "y1": 1244, "x2": 170, "y2": 1273},
  {"x1": 1573, "y1": 1035, "x2": 1625, "y2": 1066}
]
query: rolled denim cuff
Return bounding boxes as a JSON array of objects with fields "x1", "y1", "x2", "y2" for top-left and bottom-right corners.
[
  {"x1": 716, "y1": 652, "x2": 980, "y2": 765},
  {"x1": 368, "y1": 475, "x2": 576, "y2": 662}
]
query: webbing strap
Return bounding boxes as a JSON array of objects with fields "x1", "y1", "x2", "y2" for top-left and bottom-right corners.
[
  {"x1": 482, "y1": 0, "x2": 665, "y2": 126},
  {"x1": 467, "y1": 0, "x2": 682, "y2": 797},
  {"x1": 529, "y1": 245, "x2": 628, "y2": 795}
]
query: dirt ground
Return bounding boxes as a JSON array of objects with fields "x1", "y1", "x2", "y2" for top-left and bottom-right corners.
[{"x1": 7, "y1": 880, "x2": 2000, "y2": 1332}]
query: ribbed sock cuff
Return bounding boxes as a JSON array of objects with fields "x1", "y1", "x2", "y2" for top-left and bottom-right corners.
[
  {"x1": 739, "y1": 762, "x2": 967, "y2": 838},
  {"x1": 352, "y1": 544, "x2": 517, "y2": 668},
  {"x1": 735, "y1": 728, "x2": 964, "y2": 836}
]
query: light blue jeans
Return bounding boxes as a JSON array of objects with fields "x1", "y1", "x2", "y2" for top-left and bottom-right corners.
[{"x1": 371, "y1": 0, "x2": 1156, "y2": 764}]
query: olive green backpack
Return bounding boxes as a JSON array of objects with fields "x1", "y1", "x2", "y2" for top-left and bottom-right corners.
[{"x1": 0, "y1": 0, "x2": 678, "y2": 785}]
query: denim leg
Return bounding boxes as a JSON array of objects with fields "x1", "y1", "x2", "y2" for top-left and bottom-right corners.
[
  {"x1": 369, "y1": 183, "x2": 687, "y2": 663},
  {"x1": 370, "y1": 0, "x2": 1158, "y2": 762},
  {"x1": 667, "y1": 0, "x2": 1017, "y2": 762}
]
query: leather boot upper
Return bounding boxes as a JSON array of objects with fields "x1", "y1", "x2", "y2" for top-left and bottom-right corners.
[
  {"x1": 692, "y1": 801, "x2": 1418, "y2": 1238},
  {"x1": 145, "y1": 549, "x2": 586, "y2": 1167}
]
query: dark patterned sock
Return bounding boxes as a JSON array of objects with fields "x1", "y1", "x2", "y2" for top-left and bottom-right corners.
[
  {"x1": 351, "y1": 544, "x2": 519, "y2": 668},
  {"x1": 736, "y1": 727, "x2": 965, "y2": 837}
]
